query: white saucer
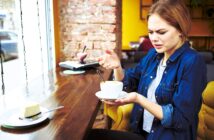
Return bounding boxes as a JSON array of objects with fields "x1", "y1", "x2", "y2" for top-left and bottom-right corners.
[
  {"x1": 0, "y1": 107, "x2": 49, "y2": 129},
  {"x1": 63, "y1": 70, "x2": 85, "y2": 75},
  {"x1": 95, "y1": 91, "x2": 128, "y2": 100}
]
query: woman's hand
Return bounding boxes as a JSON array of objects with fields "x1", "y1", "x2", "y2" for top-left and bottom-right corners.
[
  {"x1": 103, "y1": 92, "x2": 163, "y2": 120},
  {"x1": 77, "y1": 52, "x2": 87, "y2": 64},
  {"x1": 103, "y1": 92, "x2": 139, "y2": 106},
  {"x1": 97, "y1": 50, "x2": 121, "y2": 69}
]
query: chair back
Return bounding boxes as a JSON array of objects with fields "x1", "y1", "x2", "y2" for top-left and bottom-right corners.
[{"x1": 197, "y1": 81, "x2": 214, "y2": 140}]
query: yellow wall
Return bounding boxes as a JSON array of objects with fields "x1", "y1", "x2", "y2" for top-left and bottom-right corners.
[
  {"x1": 122, "y1": 0, "x2": 148, "y2": 50},
  {"x1": 53, "y1": 0, "x2": 61, "y2": 65}
]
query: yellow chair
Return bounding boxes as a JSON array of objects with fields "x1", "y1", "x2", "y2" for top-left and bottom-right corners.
[
  {"x1": 197, "y1": 81, "x2": 214, "y2": 140},
  {"x1": 104, "y1": 81, "x2": 214, "y2": 139},
  {"x1": 104, "y1": 103, "x2": 134, "y2": 131}
]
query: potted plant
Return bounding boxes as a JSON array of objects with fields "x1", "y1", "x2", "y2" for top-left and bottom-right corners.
[
  {"x1": 190, "y1": 0, "x2": 203, "y2": 7},
  {"x1": 189, "y1": 0, "x2": 204, "y2": 18}
]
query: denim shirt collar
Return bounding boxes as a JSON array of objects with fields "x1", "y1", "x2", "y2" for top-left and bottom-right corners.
[{"x1": 154, "y1": 41, "x2": 190, "y2": 63}]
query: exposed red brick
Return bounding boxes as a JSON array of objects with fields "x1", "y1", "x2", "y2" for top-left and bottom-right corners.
[
  {"x1": 89, "y1": 0, "x2": 116, "y2": 6},
  {"x1": 59, "y1": 0, "x2": 121, "y2": 61}
]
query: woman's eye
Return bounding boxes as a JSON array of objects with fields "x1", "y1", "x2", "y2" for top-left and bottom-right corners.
[{"x1": 158, "y1": 31, "x2": 166, "y2": 35}]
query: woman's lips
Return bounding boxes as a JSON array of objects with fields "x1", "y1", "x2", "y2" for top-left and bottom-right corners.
[{"x1": 154, "y1": 44, "x2": 162, "y2": 49}]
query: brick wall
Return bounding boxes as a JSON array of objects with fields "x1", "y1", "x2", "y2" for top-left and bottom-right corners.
[{"x1": 59, "y1": 0, "x2": 121, "y2": 61}]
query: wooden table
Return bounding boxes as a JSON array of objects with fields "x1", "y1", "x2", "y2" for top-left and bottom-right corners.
[{"x1": 0, "y1": 67, "x2": 112, "y2": 140}]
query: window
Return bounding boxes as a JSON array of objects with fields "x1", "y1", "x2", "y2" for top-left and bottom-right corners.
[{"x1": 0, "y1": 0, "x2": 55, "y2": 96}]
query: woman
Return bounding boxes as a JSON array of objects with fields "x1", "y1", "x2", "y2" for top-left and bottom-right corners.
[{"x1": 87, "y1": 0, "x2": 207, "y2": 140}]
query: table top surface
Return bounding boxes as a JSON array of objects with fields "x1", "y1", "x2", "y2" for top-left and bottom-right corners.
[{"x1": 0, "y1": 67, "x2": 112, "y2": 140}]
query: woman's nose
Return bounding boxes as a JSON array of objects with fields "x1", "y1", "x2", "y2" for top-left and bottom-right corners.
[{"x1": 149, "y1": 33, "x2": 159, "y2": 42}]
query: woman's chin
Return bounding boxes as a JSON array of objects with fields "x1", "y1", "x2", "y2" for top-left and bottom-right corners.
[{"x1": 155, "y1": 48, "x2": 164, "y2": 53}]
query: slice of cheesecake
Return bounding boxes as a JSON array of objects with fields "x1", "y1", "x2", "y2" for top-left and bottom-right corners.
[{"x1": 21, "y1": 102, "x2": 41, "y2": 118}]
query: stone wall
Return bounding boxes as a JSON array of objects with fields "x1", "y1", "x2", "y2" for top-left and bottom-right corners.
[{"x1": 59, "y1": 0, "x2": 121, "y2": 61}]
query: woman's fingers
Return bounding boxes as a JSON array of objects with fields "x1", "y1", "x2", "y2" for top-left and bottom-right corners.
[
  {"x1": 97, "y1": 49, "x2": 121, "y2": 69},
  {"x1": 102, "y1": 100, "x2": 118, "y2": 105}
]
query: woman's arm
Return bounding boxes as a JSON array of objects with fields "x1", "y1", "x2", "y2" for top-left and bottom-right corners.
[
  {"x1": 113, "y1": 66, "x2": 124, "y2": 81},
  {"x1": 136, "y1": 93, "x2": 163, "y2": 120},
  {"x1": 106, "y1": 92, "x2": 163, "y2": 120}
]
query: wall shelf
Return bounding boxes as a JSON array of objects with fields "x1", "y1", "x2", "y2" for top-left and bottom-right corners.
[
  {"x1": 139, "y1": 0, "x2": 214, "y2": 51},
  {"x1": 140, "y1": 0, "x2": 155, "y2": 20},
  {"x1": 140, "y1": 0, "x2": 214, "y2": 20}
]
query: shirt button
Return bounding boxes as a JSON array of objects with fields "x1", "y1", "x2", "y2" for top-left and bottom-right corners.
[
  {"x1": 177, "y1": 124, "x2": 181, "y2": 129},
  {"x1": 164, "y1": 71, "x2": 167, "y2": 74},
  {"x1": 150, "y1": 76, "x2": 153, "y2": 79},
  {"x1": 151, "y1": 130, "x2": 154, "y2": 133}
]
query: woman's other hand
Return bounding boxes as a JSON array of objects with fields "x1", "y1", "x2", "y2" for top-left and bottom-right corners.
[
  {"x1": 97, "y1": 50, "x2": 121, "y2": 69},
  {"x1": 103, "y1": 92, "x2": 139, "y2": 106}
]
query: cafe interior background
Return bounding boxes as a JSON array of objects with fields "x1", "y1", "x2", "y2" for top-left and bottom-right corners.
[{"x1": 0, "y1": 0, "x2": 214, "y2": 135}]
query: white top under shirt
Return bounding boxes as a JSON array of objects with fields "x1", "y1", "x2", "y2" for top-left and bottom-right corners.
[{"x1": 143, "y1": 59, "x2": 166, "y2": 133}]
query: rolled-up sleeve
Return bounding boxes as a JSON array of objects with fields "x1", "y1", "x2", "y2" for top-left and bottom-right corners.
[
  {"x1": 161, "y1": 104, "x2": 173, "y2": 127},
  {"x1": 122, "y1": 50, "x2": 155, "y2": 92},
  {"x1": 122, "y1": 68, "x2": 140, "y2": 92}
]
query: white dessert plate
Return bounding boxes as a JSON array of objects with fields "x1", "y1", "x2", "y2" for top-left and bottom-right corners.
[
  {"x1": 95, "y1": 91, "x2": 128, "y2": 100},
  {"x1": 63, "y1": 70, "x2": 85, "y2": 75},
  {"x1": 0, "y1": 107, "x2": 49, "y2": 129}
]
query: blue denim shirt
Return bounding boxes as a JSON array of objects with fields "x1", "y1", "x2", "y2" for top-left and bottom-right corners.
[{"x1": 122, "y1": 42, "x2": 207, "y2": 140}]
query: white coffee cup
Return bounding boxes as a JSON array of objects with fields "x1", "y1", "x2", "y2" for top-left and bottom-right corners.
[{"x1": 100, "y1": 81, "x2": 123, "y2": 99}]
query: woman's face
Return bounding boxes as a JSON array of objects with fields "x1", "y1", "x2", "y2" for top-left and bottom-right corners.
[{"x1": 148, "y1": 14, "x2": 182, "y2": 55}]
